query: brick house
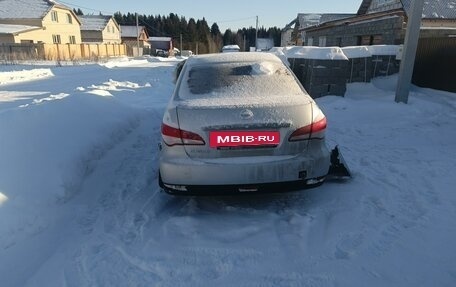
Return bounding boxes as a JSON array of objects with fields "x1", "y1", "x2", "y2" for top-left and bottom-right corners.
[
  {"x1": 0, "y1": 0, "x2": 81, "y2": 44},
  {"x1": 281, "y1": 13, "x2": 355, "y2": 46},
  {"x1": 80, "y1": 15, "x2": 121, "y2": 44},
  {"x1": 300, "y1": 0, "x2": 456, "y2": 47}
]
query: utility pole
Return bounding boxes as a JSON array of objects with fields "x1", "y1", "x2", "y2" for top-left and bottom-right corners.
[
  {"x1": 255, "y1": 16, "x2": 258, "y2": 51},
  {"x1": 395, "y1": 0, "x2": 424, "y2": 104},
  {"x1": 243, "y1": 34, "x2": 246, "y2": 52},
  {"x1": 180, "y1": 33, "x2": 183, "y2": 54},
  {"x1": 136, "y1": 13, "x2": 140, "y2": 57}
]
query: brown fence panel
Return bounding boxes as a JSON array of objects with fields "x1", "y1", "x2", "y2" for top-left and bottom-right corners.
[
  {"x1": 1, "y1": 43, "x2": 127, "y2": 61},
  {"x1": 0, "y1": 43, "x2": 39, "y2": 61},
  {"x1": 413, "y1": 37, "x2": 456, "y2": 93}
]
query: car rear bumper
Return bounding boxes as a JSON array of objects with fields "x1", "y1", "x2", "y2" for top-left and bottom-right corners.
[
  {"x1": 159, "y1": 141, "x2": 330, "y2": 194},
  {"x1": 160, "y1": 176, "x2": 326, "y2": 195}
]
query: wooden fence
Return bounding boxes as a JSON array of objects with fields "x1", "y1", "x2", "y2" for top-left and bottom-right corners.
[{"x1": 0, "y1": 43, "x2": 127, "y2": 61}]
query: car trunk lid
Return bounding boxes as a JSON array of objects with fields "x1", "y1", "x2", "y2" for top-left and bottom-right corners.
[{"x1": 176, "y1": 101, "x2": 313, "y2": 159}]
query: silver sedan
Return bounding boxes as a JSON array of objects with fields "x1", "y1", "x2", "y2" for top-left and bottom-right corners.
[{"x1": 159, "y1": 52, "x2": 330, "y2": 194}]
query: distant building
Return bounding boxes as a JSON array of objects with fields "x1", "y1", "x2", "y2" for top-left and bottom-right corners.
[
  {"x1": 256, "y1": 38, "x2": 274, "y2": 51},
  {"x1": 301, "y1": 0, "x2": 456, "y2": 47},
  {"x1": 281, "y1": 27, "x2": 294, "y2": 47},
  {"x1": 0, "y1": 0, "x2": 81, "y2": 44},
  {"x1": 80, "y1": 15, "x2": 121, "y2": 44},
  {"x1": 281, "y1": 13, "x2": 355, "y2": 46},
  {"x1": 120, "y1": 25, "x2": 150, "y2": 47},
  {"x1": 222, "y1": 44, "x2": 240, "y2": 52},
  {"x1": 120, "y1": 25, "x2": 151, "y2": 56},
  {"x1": 149, "y1": 36, "x2": 173, "y2": 54}
]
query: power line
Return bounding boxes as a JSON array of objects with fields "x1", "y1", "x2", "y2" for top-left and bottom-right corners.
[
  {"x1": 55, "y1": 0, "x2": 256, "y2": 36},
  {"x1": 57, "y1": 0, "x2": 115, "y2": 15},
  {"x1": 56, "y1": 0, "x2": 167, "y2": 36},
  {"x1": 59, "y1": 0, "x2": 258, "y2": 29},
  {"x1": 216, "y1": 16, "x2": 256, "y2": 24}
]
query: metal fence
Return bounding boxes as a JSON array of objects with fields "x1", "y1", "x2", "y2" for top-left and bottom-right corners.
[
  {"x1": 413, "y1": 37, "x2": 456, "y2": 93},
  {"x1": 288, "y1": 55, "x2": 400, "y2": 98}
]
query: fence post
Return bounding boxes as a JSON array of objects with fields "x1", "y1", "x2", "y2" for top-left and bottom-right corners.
[
  {"x1": 386, "y1": 55, "x2": 391, "y2": 76},
  {"x1": 349, "y1": 59, "x2": 354, "y2": 83}
]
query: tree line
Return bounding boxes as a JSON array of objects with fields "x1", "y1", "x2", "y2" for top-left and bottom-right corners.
[{"x1": 77, "y1": 10, "x2": 281, "y2": 54}]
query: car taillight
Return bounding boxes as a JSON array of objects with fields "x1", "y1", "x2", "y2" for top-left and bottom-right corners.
[
  {"x1": 161, "y1": 123, "x2": 205, "y2": 146},
  {"x1": 288, "y1": 117, "x2": 327, "y2": 141}
]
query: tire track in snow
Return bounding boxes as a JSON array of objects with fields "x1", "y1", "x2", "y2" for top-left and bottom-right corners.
[{"x1": 69, "y1": 110, "x2": 170, "y2": 284}]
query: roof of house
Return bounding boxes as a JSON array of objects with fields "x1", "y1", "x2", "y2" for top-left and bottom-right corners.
[
  {"x1": 222, "y1": 44, "x2": 240, "y2": 50},
  {"x1": 0, "y1": 24, "x2": 42, "y2": 34},
  {"x1": 120, "y1": 25, "x2": 146, "y2": 38},
  {"x1": 358, "y1": 0, "x2": 456, "y2": 19},
  {"x1": 297, "y1": 13, "x2": 355, "y2": 29},
  {"x1": 0, "y1": 0, "x2": 71, "y2": 19},
  {"x1": 402, "y1": 0, "x2": 456, "y2": 19},
  {"x1": 80, "y1": 15, "x2": 113, "y2": 31},
  {"x1": 357, "y1": 0, "x2": 373, "y2": 15},
  {"x1": 149, "y1": 36, "x2": 172, "y2": 42}
]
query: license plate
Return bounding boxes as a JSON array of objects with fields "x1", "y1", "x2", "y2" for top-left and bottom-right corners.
[{"x1": 209, "y1": 131, "x2": 280, "y2": 148}]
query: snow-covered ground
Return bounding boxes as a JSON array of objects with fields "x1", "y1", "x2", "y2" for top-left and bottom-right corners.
[{"x1": 0, "y1": 57, "x2": 455, "y2": 287}]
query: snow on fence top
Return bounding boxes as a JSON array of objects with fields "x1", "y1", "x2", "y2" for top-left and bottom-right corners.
[
  {"x1": 271, "y1": 45, "x2": 401, "y2": 61},
  {"x1": 341, "y1": 46, "x2": 371, "y2": 59},
  {"x1": 280, "y1": 46, "x2": 349, "y2": 60}
]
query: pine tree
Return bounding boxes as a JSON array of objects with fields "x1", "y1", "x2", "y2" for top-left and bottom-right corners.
[
  {"x1": 73, "y1": 8, "x2": 83, "y2": 16},
  {"x1": 111, "y1": 11, "x2": 281, "y2": 54}
]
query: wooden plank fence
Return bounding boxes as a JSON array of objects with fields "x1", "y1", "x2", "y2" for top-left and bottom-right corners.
[{"x1": 0, "y1": 43, "x2": 127, "y2": 61}]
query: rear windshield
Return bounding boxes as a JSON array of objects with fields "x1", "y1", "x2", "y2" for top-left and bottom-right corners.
[{"x1": 178, "y1": 61, "x2": 305, "y2": 101}]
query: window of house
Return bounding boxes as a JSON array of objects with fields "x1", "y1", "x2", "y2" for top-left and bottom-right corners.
[
  {"x1": 69, "y1": 35, "x2": 76, "y2": 44},
  {"x1": 372, "y1": 35, "x2": 383, "y2": 45},
  {"x1": 318, "y1": 36, "x2": 327, "y2": 47},
  {"x1": 67, "y1": 13, "x2": 72, "y2": 24},
  {"x1": 51, "y1": 11, "x2": 59, "y2": 22},
  {"x1": 357, "y1": 35, "x2": 371, "y2": 46},
  {"x1": 307, "y1": 37, "x2": 314, "y2": 46},
  {"x1": 336, "y1": 37, "x2": 342, "y2": 47},
  {"x1": 52, "y1": 34, "x2": 61, "y2": 44}
]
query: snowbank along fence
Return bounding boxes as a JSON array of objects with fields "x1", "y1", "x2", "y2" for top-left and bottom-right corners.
[{"x1": 0, "y1": 43, "x2": 127, "y2": 62}]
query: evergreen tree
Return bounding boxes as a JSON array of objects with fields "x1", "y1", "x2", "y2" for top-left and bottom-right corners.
[
  {"x1": 73, "y1": 8, "x2": 83, "y2": 16},
  {"x1": 111, "y1": 11, "x2": 282, "y2": 54},
  {"x1": 223, "y1": 29, "x2": 234, "y2": 46},
  {"x1": 210, "y1": 23, "x2": 221, "y2": 37}
]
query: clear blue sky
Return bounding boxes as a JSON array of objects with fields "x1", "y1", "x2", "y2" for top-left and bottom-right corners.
[{"x1": 60, "y1": 0, "x2": 361, "y2": 32}]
